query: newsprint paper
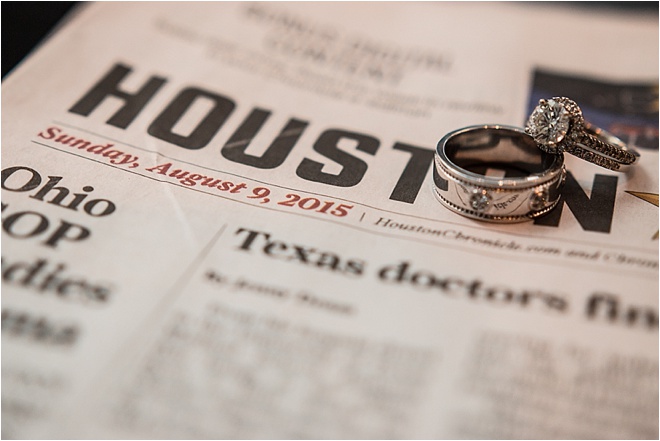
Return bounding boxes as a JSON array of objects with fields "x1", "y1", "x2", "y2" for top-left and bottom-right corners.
[{"x1": 2, "y1": 2, "x2": 658, "y2": 439}]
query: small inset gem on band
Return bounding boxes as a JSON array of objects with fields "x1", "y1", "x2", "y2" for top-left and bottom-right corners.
[
  {"x1": 469, "y1": 189, "x2": 491, "y2": 212},
  {"x1": 529, "y1": 188, "x2": 549, "y2": 211}
]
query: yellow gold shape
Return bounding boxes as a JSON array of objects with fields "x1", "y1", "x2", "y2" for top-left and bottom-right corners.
[{"x1": 626, "y1": 191, "x2": 659, "y2": 240}]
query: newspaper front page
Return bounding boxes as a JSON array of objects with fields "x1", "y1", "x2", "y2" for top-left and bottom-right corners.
[{"x1": 2, "y1": 3, "x2": 658, "y2": 439}]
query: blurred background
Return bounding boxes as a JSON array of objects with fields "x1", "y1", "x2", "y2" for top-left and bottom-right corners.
[
  {"x1": 2, "y1": 1, "x2": 77, "y2": 78},
  {"x1": 2, "y1": 2, "x2": 658, "y2": 79}
]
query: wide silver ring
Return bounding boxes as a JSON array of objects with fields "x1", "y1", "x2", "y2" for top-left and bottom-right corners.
[
  {"x1": 433, "y1": 125, "x2": 566, "y2": 223},
  {"x1": 525, "y1": 97, "x2": 639, "y2": 172}
]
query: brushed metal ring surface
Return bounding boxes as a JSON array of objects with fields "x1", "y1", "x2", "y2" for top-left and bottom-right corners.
[{"x1": 433, "y1": 125, "x2": 566, "y2": 223}]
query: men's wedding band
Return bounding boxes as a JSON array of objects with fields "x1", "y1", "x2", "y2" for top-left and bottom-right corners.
[
  {"x1": 433, "y1": 125, "x2": 565, "y2": 223},
  {"x1": 525, "y1": 97, "x2": 639, "y2": 171}
]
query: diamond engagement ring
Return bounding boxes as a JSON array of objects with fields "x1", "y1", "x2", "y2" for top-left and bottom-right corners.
[
  {"x1": 525, "y1": 97, "x2": 639, "y2": 171},
  {"x1": 433, "y1": 125, "x2": 565, "y2": 223}
]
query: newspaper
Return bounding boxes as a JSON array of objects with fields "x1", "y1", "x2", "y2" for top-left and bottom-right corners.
[{"x1": 2, "y1": 2, "x2": 658, "y2": 439}]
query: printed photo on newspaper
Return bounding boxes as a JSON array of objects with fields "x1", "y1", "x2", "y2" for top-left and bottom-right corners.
[{"x1": 2, "y1": 2, "x2": 658, "y2": 439}]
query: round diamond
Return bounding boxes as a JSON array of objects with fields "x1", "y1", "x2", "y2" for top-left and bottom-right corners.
[
  {"x1": 529, "y1": 188, "x2": 549, "y2": 211},
  {"x1": 527, "y1": 99, "x2": 570, "y2": 152},
  {"x1": 469, "y1": 189, "x2": 491, "y2": 212}
]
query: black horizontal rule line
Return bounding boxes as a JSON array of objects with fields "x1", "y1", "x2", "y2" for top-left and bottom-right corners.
[
  {"x1": 47, "y1": 121, "x2": 658, "y2": 256},
  {"x1": 23, "y1": 140, "x2": 659, "y2": 279}
]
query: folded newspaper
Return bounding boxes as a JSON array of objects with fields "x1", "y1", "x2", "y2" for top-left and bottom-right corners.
[{"x1": 2, "y1": 3, "x2": 658, "y2": 439}]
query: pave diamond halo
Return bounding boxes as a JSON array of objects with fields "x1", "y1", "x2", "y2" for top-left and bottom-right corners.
[
  {"x1": 526, "y1": 98, "x2": 571, "y2": 153},
  {"x1": 524, "y1": 96, "x2": 639, "y2": 171}
]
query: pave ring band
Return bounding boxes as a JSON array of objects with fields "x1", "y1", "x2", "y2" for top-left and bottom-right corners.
[
  {"x1": 433, "y1": 125, "x2": 565, "y2": 223},
  {"x1": 525, "y1": 97, "x2": 639, "y2": 171}
]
